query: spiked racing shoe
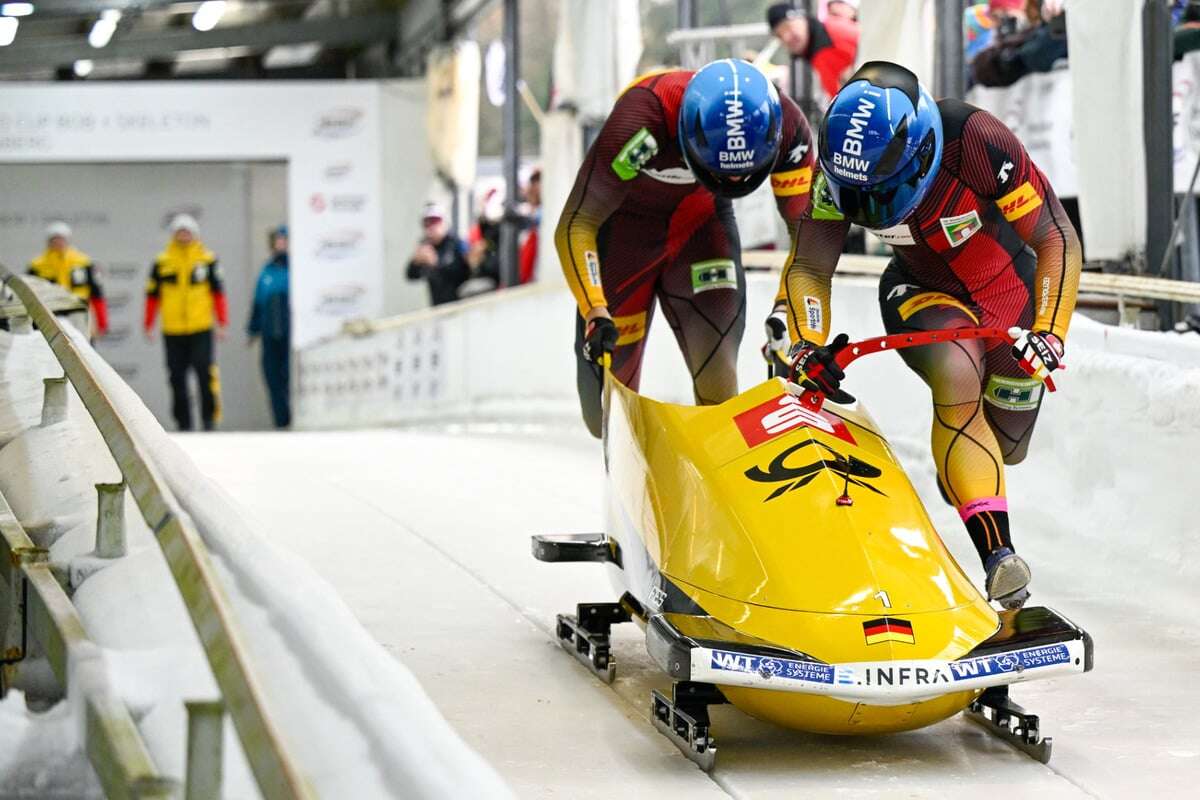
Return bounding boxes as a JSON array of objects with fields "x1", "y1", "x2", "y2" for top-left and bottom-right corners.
[{"x1": 985, "y1": 547, "x2": 1031, "y2": 609}]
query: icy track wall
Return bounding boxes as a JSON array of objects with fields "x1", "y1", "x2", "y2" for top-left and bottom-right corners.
[
  {"x1": 298, "y1": 271, "x2": 1200, "y2": 614},
  {"x1": 0, "y1": 324, "x2": 511, "y2": 799}
]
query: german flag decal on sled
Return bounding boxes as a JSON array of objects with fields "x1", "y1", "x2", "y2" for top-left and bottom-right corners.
[{"x1": 863, "y1": 617, "x2": 916, "y2": 645}]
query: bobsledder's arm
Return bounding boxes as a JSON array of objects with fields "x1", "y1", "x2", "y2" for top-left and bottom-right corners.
[
  {"x1": 769, "y1": 94, "x2": 817, "y2": 241},
  {"x1": 960, "y1": 110, "x2": 1082, "y2": 342},
  {"x1": 774, "y1": 174, "x2": 851, "y2": 345},
  {"x1": 555, "y1": 87, "x2": 668, "y2": 317}
]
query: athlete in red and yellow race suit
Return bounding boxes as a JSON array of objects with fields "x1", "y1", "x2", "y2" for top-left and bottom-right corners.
[
  {"x1": 777, "y1": 77, "x2": 1081, "y2": 605},
  {"x1": 557, "y1": 65, "x2": 816, "y2": 437}
]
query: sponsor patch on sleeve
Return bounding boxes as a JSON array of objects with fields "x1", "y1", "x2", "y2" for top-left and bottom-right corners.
[
  {"x1": 584, "y1": 250, "x2": 601, "y2": 287},
  {"x1": 611, "y1": 128, "x2": 658, "y2": 181},
  {"x1": 804, "y1": 295, "x2": 823, "y2": 333},
  {"x1": 770, "y1": 166, "x2": 813, "y2": 197},
  {"x1": 997, "y1": 180, "x2": 1043, "y2": 222}
]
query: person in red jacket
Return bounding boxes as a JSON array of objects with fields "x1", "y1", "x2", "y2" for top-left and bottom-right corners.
[{"x1": 768, "y1": 2, "x2": 860, "y2": 98}]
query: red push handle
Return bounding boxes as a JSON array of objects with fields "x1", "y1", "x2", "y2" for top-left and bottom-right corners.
[{"x1": 798, "y1": 326, "x2": 1056, "y2": 410}]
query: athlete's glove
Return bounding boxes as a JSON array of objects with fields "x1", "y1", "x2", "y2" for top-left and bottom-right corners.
[
  {"x1": 1009, "y1": 328, "x2": 1064, "y2": 385},
  {"x1": 582, "y1": 316, "x2": 619, "y2": 365},
  {"x1": 761, "y1": 310, "x2": 791, "y2": 378},
  {"x1": 789, "y1": 333, "x2": 855, "y2": 404}
]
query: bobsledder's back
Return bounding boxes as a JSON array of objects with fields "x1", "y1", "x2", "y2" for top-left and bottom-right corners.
[{"x1": 604, "y1": 375, "x2": 998, "y2": 668}]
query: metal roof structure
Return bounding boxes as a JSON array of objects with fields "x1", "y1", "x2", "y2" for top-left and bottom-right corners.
[{"x1": 0, "y1": 0, "x2": 490, "y2": 80}]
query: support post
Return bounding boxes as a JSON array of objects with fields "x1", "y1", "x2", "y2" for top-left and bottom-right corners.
[
  {"x1": 935, "y1": 0, "x2": 967, "y2": 100},
  {"x1": 499, "y1": 0, "x2": 521, "y2": 288},
  {"x1": 789, "y1": 0, "x2": 815, "y2": 117},
  {"x1": 95, "y1": 483, "x2": 126, "y2": 559},
  {"x1": 41, "y1": 376, "x2": 67, "y2": 427},
  {"x1": 1144, "y1": 0, "x2": 1175, "y2": 325},
  {"x1": 185, "y1": 700, "x2": 225, "y2": 800}
]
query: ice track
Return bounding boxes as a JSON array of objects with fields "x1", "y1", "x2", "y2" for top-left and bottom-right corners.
[{"x1": 178, "y1": 428, "x2": 1199, "y2": 799}]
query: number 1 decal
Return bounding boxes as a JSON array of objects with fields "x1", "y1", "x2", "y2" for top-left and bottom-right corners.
[{"x1": 874, "y1": 590, "x2": 892, "y2": 609}]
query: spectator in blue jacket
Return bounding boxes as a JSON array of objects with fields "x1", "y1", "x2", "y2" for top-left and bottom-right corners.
[{"x1": 248, "y1": 225, "x2": 291, "y2": 428}]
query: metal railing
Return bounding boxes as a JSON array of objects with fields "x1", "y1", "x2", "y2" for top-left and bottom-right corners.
[
  {"x1": 0, "y1": 486, "x2": 174, "y2": 799},
  {"x1": 0, "y1": 265, "x2": 313, "y2": 800}
]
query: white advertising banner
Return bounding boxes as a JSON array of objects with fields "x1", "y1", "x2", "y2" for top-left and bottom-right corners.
[{"x1": 0, "y1": 82, "x2": 385, "y2": 348}]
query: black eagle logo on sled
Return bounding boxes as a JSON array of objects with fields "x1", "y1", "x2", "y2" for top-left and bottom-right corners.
[{"x1": 745, "y1": 440, "x2": 886, "y2": 503}]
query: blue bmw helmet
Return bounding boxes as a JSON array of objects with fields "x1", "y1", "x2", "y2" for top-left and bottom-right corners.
[
  {"x1": 679, "y1": 59, "x2": 783, "y2": 199},
  {"x1": 818, "y1": 61, "x2": 943, "y2": 228}
]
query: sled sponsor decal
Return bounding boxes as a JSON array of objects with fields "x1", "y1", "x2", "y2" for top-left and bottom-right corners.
[
  {"x1": 701, "y1": 642, "x2": 1077, "y2": 693},
  {"x1": 690, "y1": 259, "x2": 737, "y2": 293},
  {"x1": 939, "y1": 209, "x2": 982, "y2": 247},
  {"x1": 709, "y1": 650, "x2": 836, "y2": 685},
  {"x1": 733, "y1": 394, "x2": 856, "y2": 448},
  {"x1": 983, "y1": 374, "x2": 1043, "y2": 411},
  {"x1": 997, "y1": 181, "x2": 1043, "y2": 222},
  {"x1": 770, "y1": 166, "x2": 813, "y2": 197},
  {"x1": 744, "y1": 439, "x2": 885, "y2": 503},
  {"x1": 612, "y1": 311, "x2": 647, "y2": 345},
  {"x1": 897, "y1": 292, "x2": 979, "y2": 323},
  {"x1": 863, "y1": 617, "x2": 915, "y2": 646},
  {"x1": 612, "y1": 127, "x2": 659, "y2": 181}
]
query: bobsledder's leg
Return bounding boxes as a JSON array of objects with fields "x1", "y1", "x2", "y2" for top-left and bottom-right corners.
[
  {"x1": 979, "y1": 249, "x2": 1044, "y2": 465},
  {"x1": 657, "y1": 195, "x2": 746, "y2": 406},
  {"x1": 573, "y1": 215, "x2": 666, "y2": 437},
  {"x1": 878, "y1": 266, "x2": 1020, "y2": 576}
]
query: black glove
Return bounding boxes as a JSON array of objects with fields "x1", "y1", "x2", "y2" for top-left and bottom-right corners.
[
  {"x1": 582, "y1": 317, "x2": 619, "y2": 365},
  {"x1": 789, "y1": 333, "x2": 855, "y2": 404}
]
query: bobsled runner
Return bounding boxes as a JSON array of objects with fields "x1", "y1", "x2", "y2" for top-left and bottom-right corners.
[{"x1": 533, "y1": 327, "x2": 1092, "y2": 770}]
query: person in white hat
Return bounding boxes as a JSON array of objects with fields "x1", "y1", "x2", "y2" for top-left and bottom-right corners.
[
  {"x1": 28, "y1": 221, "x2": 109, "y2": 338},
  {"x1": 144, "y1": 213, "x2": 227, "y2": 431},
  {"x1": 406, "y1": 201, "x2": 469, "y2": 306}
]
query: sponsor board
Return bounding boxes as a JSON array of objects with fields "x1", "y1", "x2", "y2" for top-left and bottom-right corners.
[
  {"x1": 313, "y1": 107, "x2": 364, "y2": 139},
  {"x1": 311, "y1": 193, "x2": 368, "y2": 214},
  {"x1": 314, "y1": 283, "x2": 366, "y2": 316},
  {"x1": 940, "y1": 209, "x2": 983, "y2": 247},
  {"x1": 997, "y1": 181, "x2": 1043, "y2": 222},
  {"x1": 733, "y1": 393, "x2": 856, "y2": 447},
  {"x1": 315, "y1": 230, "x2": 364, "y2": 260},
  {"x1": 324, "y1": 161, "x2": 353, "y2": 181}
]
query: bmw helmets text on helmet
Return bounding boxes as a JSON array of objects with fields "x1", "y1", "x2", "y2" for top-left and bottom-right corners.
[{"x1": 679, "y1": 59, "x2": 783, "y2": 198}]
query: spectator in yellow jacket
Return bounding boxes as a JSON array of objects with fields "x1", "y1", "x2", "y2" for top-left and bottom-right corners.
[
  {"x1": 143, "y1": 214, "x2": 228, "y2": 431},
  {"x1": 28, "y1": 221, "x2": 109, "y2": 338}
]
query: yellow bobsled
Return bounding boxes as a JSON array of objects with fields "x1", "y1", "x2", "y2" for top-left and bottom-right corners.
[{"x1": 533, "y1": 328, "x2": 1091, "y2": 769}]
